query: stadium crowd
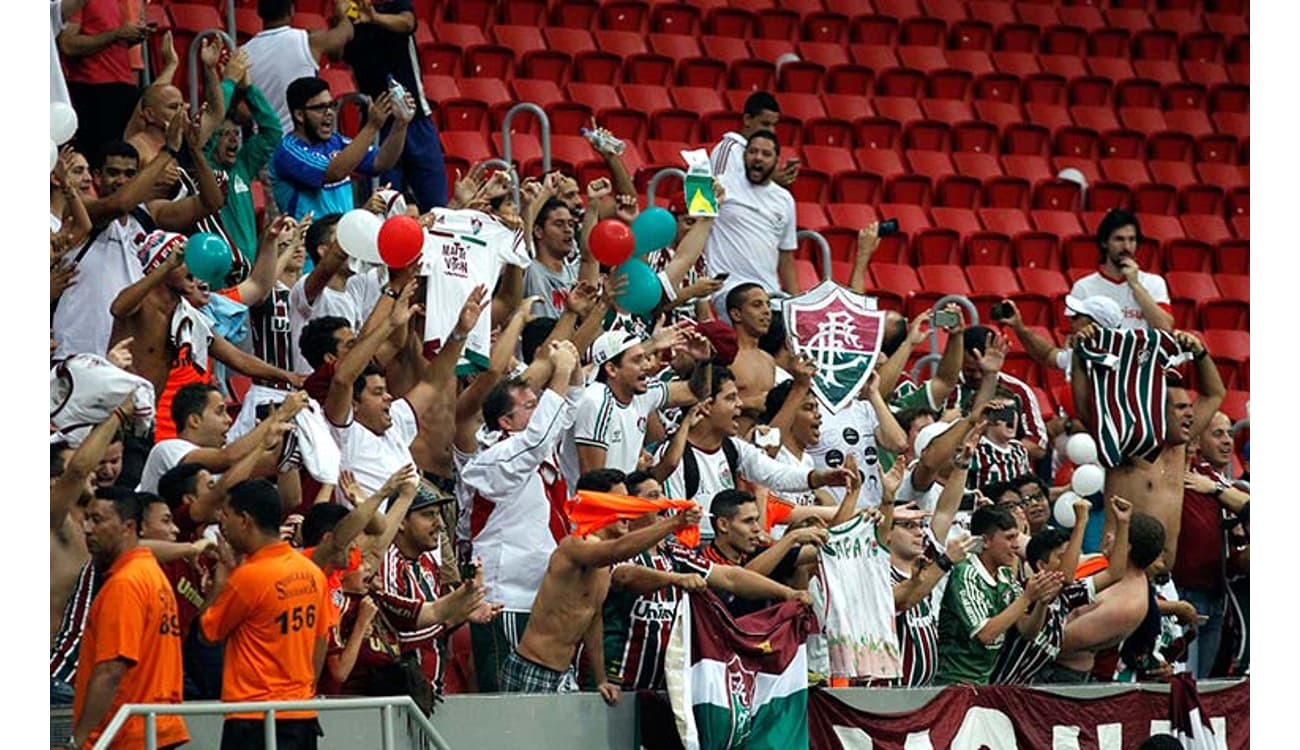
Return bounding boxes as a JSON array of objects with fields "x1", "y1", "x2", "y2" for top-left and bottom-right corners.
[{"x1": 49, "y1": 0, "x2": 1249, "y2": 748}]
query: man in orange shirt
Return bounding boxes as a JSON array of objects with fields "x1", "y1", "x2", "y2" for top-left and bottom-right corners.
[
  {"x1": 200, "y1": 479, "x2": 331, "y2": 749},
  {"x1": 69, "y1": 491, "x2": 188, "y2": 750}
]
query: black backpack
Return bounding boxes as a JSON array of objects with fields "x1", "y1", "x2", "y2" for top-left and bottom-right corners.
[{"x1": 681, "y1": 436, "x2": 740, "y2": 498}]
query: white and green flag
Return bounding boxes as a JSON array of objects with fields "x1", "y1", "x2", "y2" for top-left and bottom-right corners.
[{"x1": 664, "y1": 591, "x2": 814, "y2": 750}]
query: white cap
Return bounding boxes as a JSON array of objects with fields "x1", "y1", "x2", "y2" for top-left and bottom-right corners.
[
  {"x1": 914, "y1": 420, "x2": 959, "y2": 458},
  {"x1": 1064, "y1": 294, "x2": 1123, "y2": 329},
  {"x1": 590, "y1": 331, "x2": 641, "y2": 369}
]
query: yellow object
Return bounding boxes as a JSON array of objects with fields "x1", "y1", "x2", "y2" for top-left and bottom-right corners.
[{"x1": 688, "y1": 187, "x2": 715, "y2": 215}]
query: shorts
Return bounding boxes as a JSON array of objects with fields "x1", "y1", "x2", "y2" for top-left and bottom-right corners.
[
  {"x1": 470, "y1": 611, "x2": 530, "y2": 692},
  {"x1": 498, "y1": 650, "x2": 579, "y2": 694},
  {"x1": 220, "y1": 718, "x2": 322, "y2": 750},
  {"x1": 1035, "y1": 662, "x2": 1094, "y2": 684}
]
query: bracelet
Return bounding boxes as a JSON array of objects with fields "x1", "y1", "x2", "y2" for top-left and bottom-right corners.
[
  {"x1": 934, "y1": 554, "x2": 953, "y2": 573},
  {"x1": 382, "y1": 286, "x2": 400, "y2": 299},
  {"x1": 449, "y1": 329, "x2": 469, "y2": 342}
]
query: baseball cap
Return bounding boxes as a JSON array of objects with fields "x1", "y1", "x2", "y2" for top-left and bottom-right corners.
[
  {"x1": 403, "y1": 481, "x2": 456, "y2": 514},
  {"x1": 695, "y1": 320, "x2": 738, "y2": 366},
  {"x1": 1063, "y1": 295, "x2": 1122, "y2": 329},
  {"x1": 139, "y1": 230, "x2": 187, "y2": 274},
  {"x1": 914, "y1": 419, "x2": 959, "y2": 458},
  {"x1": 590, "y1": 331, "x2": 641, "y2": 368}
]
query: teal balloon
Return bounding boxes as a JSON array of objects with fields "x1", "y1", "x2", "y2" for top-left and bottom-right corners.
[
  {"x1": 184, "y1": 232, "x2": 233, "y2": 288},
  {"x1": 615, "y1": 259, "x2": 662, "y2": 316},
  {"x1": 632, "y1": 207, "x2": 677, "y2": 256}
]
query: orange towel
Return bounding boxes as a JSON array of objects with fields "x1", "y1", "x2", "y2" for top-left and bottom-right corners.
[
  {"x1": 765, "y1": 496, "x2": 796, "y2": 532},
  {"x1": 564, "y1": 491, "x2": 701, "y2": 548},
  {"x1": 1076, "y1": 555, "x2": 1110, "y2": 579}
]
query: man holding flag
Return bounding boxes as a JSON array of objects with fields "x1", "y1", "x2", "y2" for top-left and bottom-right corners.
[{"x1": 499, "y1": 470, "x2": 704, "y2": 701}]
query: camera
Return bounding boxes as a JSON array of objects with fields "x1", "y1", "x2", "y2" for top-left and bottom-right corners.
[
  {"x1": 877, "y1": 218, "x2": 900, "y2": 237},
  {"x1": 991, "y1": 301, "x2": 1014, "y2": 321},
  {"x1": 933, "y1": 309, "x2": 961, "y2": 329}
]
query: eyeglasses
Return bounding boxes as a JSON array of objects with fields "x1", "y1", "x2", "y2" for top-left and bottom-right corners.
[
  {"x1": 301, "y1": 101, "x2": 340, "y2": 113},
  {"x1": 1019, "y1": 490, "x2": 1046, "y2": 503}
]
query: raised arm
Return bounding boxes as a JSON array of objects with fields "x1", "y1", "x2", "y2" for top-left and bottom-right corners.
[
  {"x1": 110, "y1": 245, "x2": 184, "y2": 319},
  {"x1": 312, "y1": 466, "x2": 417, "y2": 569},
  {"x1": 84, "y1": 115, "x2": 183, "y2": 225},
  {"x1": 235, "y1": 216, "x2": 296, "y2": 306},
  {"x1": 877, "y1": 312, "x2": 928, "y2": 398},
  {"x1": 52, "y1": 403, "x2": 130, "y2": 529},
  {"x1": 848, "y1": 223, "x2": 879, "y2": 294},
  {"x1": 1004, "y1": 301, "x2": 1062, "y2": 368},
  {"x1": 651, "y1": 405, "x2": 702, "y2": 483},
  {"x1": 404, "y1": 285, "x2": 484, "y2": 418},
  {"x1": 1179, "y1": 331, "x2": 1226, "y2": 437},
  {"x1": 931, "y1": 430, "x2": 980, "y2": 540},
  {"x1": 565, "y1": 508, "x2": 702, "y2": 569},
  {"x1": 1058, "y1": 495, "x2": 1094, "y2": 584},
  {"x1": 1088, "y1": 497, "x2": 1132, "y2": 593},
  {"x1": 1118, "y1": 259, "x2": 1174, "y2": 332},
  {"x1": 149, "y1": 111, "x2": 225, "y2": 230},
  {"x1": 309, "y1": 0, "x2": 356, "y2": 61},
  {"x1": 926, "y1": 309, "x2": 968, "y2": 407},
  {"x1": 324, "y1": 97, "x2": 388, "y2": 183},
  {"x1": 866, "y1": 373, "x2": 909, "y2": 453},
  {"x1": 324, "y1": 280, "x2": 413, "y2": 424}
]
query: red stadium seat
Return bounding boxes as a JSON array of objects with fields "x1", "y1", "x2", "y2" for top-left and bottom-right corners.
[
  {"x1": 440, "y1": 131, "x2": 495, "y2": 163},
  {"x1": 1179, "y1": 215, "x2": 1233, "y2": 245},
  {"x1": 651, "y1": 3, "x2": 701, "y2": 35},
  {"x1": 918, "y1": 264, "x2": 972, "y2": 296},
  {"x1": 1215, "y1": 240, "x2": 1249, "y2": 275},
  {"x1": 1031, "y1": 209, "x2": 1084, "y2": 238},
  {"x1": 872, "y1": 263, "x2": 923, "y2": 295}
]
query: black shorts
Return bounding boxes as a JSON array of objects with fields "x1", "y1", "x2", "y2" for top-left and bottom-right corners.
[{"x1": 220, "y1": 718, "x2": 323, "y2": 750}]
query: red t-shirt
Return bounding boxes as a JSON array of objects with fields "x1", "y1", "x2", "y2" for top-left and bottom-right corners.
[
  {"x1": 319, "y1": 592, "x2": 403, "y2": 696},
  {"x1": 65, "y1": 0, "x2": 136, "y2": 86},
  {"x1": 1172, "y1": 459, "x2": 1227, "y2": 592}
]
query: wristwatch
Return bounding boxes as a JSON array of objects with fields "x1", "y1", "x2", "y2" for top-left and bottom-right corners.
[
  {"x1": 934, "y1": 554, "x2": 954, "y2": 573},
  {"x1": 1212, "y1": 481, "x2": 1229, "y2": 498},
  {"x1": 449, "y1": 329, "x2": 469, "y2": 342}
]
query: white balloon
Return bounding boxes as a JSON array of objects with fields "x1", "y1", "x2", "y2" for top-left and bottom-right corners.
[
  {"x1": 1066, "y1": 433, "x2": 1099, "y2": 466},
  {"x1": 49, "y1": 140, "x2": 58, "y2": 173},
  {"x1": 1071, "y1": 464, "x2": 1105, "y2": 497},
  {"x1": 336, "y1": 209, "x2": 383, "y2": 264},
  {"x1": 1054, "y1": 492, "x2": 1080, "y2": 528},
  {"x1": 51, "y1": 102, "x2": 79, "y2": 145}
]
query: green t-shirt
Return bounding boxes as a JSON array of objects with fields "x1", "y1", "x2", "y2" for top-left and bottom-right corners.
[{"x1": 934, "y1": 557, "x2": 1022, "y2": 685}]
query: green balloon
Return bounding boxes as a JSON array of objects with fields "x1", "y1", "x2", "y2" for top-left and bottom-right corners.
[
  {"x1": 615, "y1": 259, "x2": 662, "y2": 316},
  {"x1": 184, "y1": 232, "x2": 233, "y2": 288},
  {"x1": 632, "y1": 207, "x2": 677, "y2": 256}
]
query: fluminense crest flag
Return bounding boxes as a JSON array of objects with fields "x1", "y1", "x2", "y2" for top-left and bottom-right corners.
[
  {"x1": 664, "y1": 591, "x2": 815, "y2": 750},
  {"x1": 781, "y1": 282, "x2": 886, "y2": 414}
]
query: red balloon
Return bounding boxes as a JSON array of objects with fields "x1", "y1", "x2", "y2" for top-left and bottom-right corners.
[
  {"x1": 377, "y1": 215, "x2": 425, "y2": 268},
  {"x1": 589, "y1": 219, "x2": 636, "y2": 266}
]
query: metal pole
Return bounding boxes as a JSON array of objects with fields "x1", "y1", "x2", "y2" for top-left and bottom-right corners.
[
  {"x1": 910, "y1": 352, "x2": 942, "y2": 382},
  {"x1": 381, "y1": 704, "x2": 396, "y2": 749},
  {"x1": 501, "y1": 102, "x2": 551, "y2": 178},
  {"x1": 142, "y1": 41, "x2": 153, "y2": 86},
  {"x1": 474, "y1": 157, "x2": 518, "y2": 208},
  {"x1": 796, "y1": 229, "x2": 833, "y2": 284},
  {"x1": 646, "y1": 167, "x2": 686, "y2": 204},
  {"x1": 227, "y1": 0, "x2": 237, "y2": 41},
  {"x1": 926, "y1": 294, "x2": 979, "y2": 357},
  {"x1": 145, "y1": 712, "x2": 157, "y2": 750},
  {"x1": 187, "y1": 28, "x2": 236, "y2": 110},
  {"x1": 264, "y1": 708, "x2": 278, "y2": 750}
]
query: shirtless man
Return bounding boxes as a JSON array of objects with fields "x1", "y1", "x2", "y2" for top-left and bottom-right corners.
[
  {"x1": 50, "y1": 403, "x2": 131, "y2": 701},
  {"x1": 502, "y1": 470, "x2": 703, "y2": 702},
  {"x1": 1050, "y1": 512, "x2": 1165, "y2": 683},
  {"x1": 727, "y1": 283, "x2": 780, "y2": 417},
  {"x1": 1073, "y1": 330, "x2": 1224, "y2": 564},
  {"x1": 108, "y1": 231, "x2": 300, "y2": 401},
  {"x1": 125, "y1": 40, "x2": 225, "y2": 166}
]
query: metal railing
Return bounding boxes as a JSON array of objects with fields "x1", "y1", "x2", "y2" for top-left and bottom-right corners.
[
  {"x1": 187, "y1": 28, "x2": 237, "y2": 111},
  {"x1": 226, "y1": 0, "x2": 237, "y2": 41},
  {"x1": 501, "y1": 103, "x2": 551, "y2": 208},
  {"x1": 911, "y1": 294, "x2": 979, "y2": 381},
  {"x1": 646, "y1": 167, "x2": 686, "y2": 204},
  {"x1": 796, "y1": 229, "x2": 833, "y2": 284},
  {"x1": 92, "y1": 696, "x2": 451, "y2": 750}
]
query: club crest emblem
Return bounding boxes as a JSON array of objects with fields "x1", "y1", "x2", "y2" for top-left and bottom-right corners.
[{"x1": 782, "y1": 282, "x2": 887, "y2": 414}]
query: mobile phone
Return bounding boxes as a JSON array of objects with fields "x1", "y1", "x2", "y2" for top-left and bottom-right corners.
[
  {"x1": 934, "y1": 309, "x2": 961, "y2": 329},
  {"x1": 987, "y1": 406, "x2": 1016, "y2": 424},
  {"x1": 255, "y1": 402, "x2": 275, "y2": 422},
  {"x1": 877, "y1": 218, "x2": 900, "y2": 237},
  {"x1": 991, "y1": 301, "x2": 1014, "y2": 321},
  {"x1": 714, "y1": 272, "x2": 730, "y2": 282},
  {"x1": 960, "y1": 491, "x2": 978, "y2": 511},
  {"x1": 967, "y1": 536, "x2": 985, "y2": 555}
]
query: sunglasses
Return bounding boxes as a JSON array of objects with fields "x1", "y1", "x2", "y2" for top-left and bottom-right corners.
[{"x1": 301, "y1": 101, "x2": 340, "y2": 113}]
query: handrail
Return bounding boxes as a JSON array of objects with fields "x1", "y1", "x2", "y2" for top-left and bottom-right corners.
[
  {"x1": 910, "y1": 352, "x2": 942, "y2": 382},
  {"x1": 927, "y1": 294, "x2": 979, "y2": 357},
  {"x1": 92, "y1": 696, "x2": 451, "y2": 750},
  {"x1": 646, "y1": 167, "x2": 686, "y2": 204},
  {"x1": 501, "y1": 103, "x2": 551, "y2": 208},
  {"x1": 226, "y1": 0, "x2": 237, "y2": 41},
  {"x1": 187, "y1": 28, "x2": 237, "y2": 111},
  {"x1": 473, "y1": 157, "x2": 519, "y2": 209},
  {"x1": 796, "y1": 230, "x2": 833, "y2": 284}
]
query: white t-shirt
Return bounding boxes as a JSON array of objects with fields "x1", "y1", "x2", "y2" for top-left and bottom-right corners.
[
  {"x1": 573, "y1": 381, "x2": 669, "y2": 474},
  {"x1": 705, "y1": 168, "x2": 798, "y2": 297},
  {"x1": 329, "y1": 398, "x2": 419, "y2": 500},
  {"x1": 53, "y1": 211, "x2": 151, "y2": 360},
  {"x1": 345, "y1": 266, "x2": 388, "y2": 328},
  {"x1": 708, "y1": 132, "x2": 747, "y2": 181},
  {"x1": 1069, "y1": 270, "x2": 1170, "y2": 331},
  {"x1": 806, "y1": 400, "x2": 884, "y2": 508},
  {"x1": 421, "y1": 209, "x2": 529, "y2": 371},
  {"x1": 771, "y1": 445, "x2": 817, "y2": 539},
  {"x1": 243, "y1": 26, "x2": 318, "y2": 135},
  {"x1": 661, "y1": 442, "x2": 737, "y2": 538},
  {"x1": 50, "y1": 0, "x2": 69, "y2": 105},
  {"x1": 289, "y1": 277, "x2": 360, "y2": 374},
  {"x1": 897, "y1": 463, "x2": 943, "y2": 512},
  {"x1": 137, "y1": 439, "x2": 202, "y2": 494}
]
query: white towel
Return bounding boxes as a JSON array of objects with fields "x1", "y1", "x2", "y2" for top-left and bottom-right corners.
[
  {"x1": 50, "y1": 354, "x2": 156, "y2": 446},
  {"x1": 226, "y1": 383, "x2": 340, "y2": 485}
]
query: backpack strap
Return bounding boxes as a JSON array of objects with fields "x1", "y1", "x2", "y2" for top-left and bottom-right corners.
[{"x1": 683, "y1": 445, "x2": 700, "y2": 499}]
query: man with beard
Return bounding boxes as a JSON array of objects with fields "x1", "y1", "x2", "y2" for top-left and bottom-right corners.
[
  {"x1": 68, "y1": 491, "x2": 188, "y2": 750},
  {"x1": 705, "y1": 130, "x2": 800, "y2": 305},
  {"x1": 1174, "y1": 411, "x2": 1250, "y2": 677},
  {"x1": 1068, "y1": 210, "x2": 1173, "y2": 332},
  {"x1": 270, "y1": 76, "x2": 409, "y2": 220}
]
